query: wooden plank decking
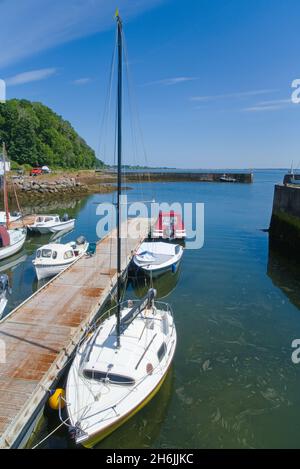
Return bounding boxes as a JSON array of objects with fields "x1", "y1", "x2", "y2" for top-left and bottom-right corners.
[
  {"x1": 9, "y1": 214, "x2": 37, "y2": 230},
  {"x1": 0, "y1": 217, "x2": 151, "y2": 448}
]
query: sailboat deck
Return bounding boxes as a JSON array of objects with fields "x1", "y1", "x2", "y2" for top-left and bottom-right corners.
[{"x1": 0, "y1": 217, "x2": 152, "y2": 448}]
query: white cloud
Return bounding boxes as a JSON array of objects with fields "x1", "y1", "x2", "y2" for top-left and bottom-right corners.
[
  {"x1": 5, "y1": 68, "x2": 57, "y2": 86},
  {"x1": 0, "y1": 0, "x2": 165, "y2": 68},
  {"x1": 72, "y1": 78, "x2": 92, "y2": 85},
  {"x1": 144, "y1": 76, "x2": 198, "y2": 86},
  {"x1": 191, "y1": 89, "x2": 278, "y2": 102},
  {"x1": 243, "y1": 98, "x2": 293, "y2": 112}
]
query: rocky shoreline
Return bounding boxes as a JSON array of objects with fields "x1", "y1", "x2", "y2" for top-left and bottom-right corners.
[{"x1": 7, "y1": 175, "x2": 116, "y2": 203}]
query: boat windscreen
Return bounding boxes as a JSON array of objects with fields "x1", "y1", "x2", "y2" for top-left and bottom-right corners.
[{"x1": 83, "y1": 369, "x2": 135, "y2": 386}]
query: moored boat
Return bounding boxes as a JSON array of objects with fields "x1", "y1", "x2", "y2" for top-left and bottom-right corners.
[
  {"x1": 65, "y1": 12, "x2": 177, "y2": 448},
  {"x1": 28, "y1": 214, "x2": 75, "y2": 234},
  {"x1": 220, "y1": 173, "x2": 237, "y2": 183},
  {"x1": 66, "y1": 290, "x2": 176, "y2": 447},
  {"x1": 33, "y1": 236, "x2": 89, "y2": 280},
  {"x1": 0, "y1": 211, "x2": 21, "y2": 225},
  {"x1": 133, "y1": 241, "x2": 183, "y2": 277},
  {"x1": 0, "y1": 226, "x2": 27, "y2": 260},
  {"x1": 0, "y1": 144, "x2": 27, "y2": 261},
  {"x1": 152, "y1": 211, "x2": 186, "y2": 239}
]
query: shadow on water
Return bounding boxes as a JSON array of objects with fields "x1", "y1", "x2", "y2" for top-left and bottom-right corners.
[
  {"x1": 95, "y1": 367, "x2": 175, "y2": 449},
  {"x1": 129, "y1": 267, "x2": 181, "y2": 300},
  {"x1": 267, "y1": 248, "x2": 300, "y2": 311}
]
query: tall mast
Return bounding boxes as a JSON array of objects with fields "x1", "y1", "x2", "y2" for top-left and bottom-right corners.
[
  {"x1": 2, "y1": 143, "x2": 9, "y2": 230},
  {"x1": 116, "y1": 11, "x2": 122, "y2": 348}
]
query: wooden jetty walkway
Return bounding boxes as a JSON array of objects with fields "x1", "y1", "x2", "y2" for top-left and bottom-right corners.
[
  {"x1": 9, "y1": 214, "x2": 38, "y2": 230},
  {"x1": 0, "y1": 217, "x2": 151, "y2": 448}
]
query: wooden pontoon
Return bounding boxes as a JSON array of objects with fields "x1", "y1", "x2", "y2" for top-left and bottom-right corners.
[{"x1": 0, "y1": 217, "x2": 152, "y2": 448}]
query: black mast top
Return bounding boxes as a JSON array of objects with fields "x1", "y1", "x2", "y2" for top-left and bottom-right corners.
[{"x1": 116, "y1": 11, "x2": 122, "y2": 348}]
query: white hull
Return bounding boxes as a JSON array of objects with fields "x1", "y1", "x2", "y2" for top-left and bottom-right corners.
[
  {"x1": 35, "y1": 263, "x2": 71, "y2": 281},
  {"x1": 135, "y1": 258, "x2": 181, "y2": 277},
  {"x1": 0, "y1": 230, "x2": 27, "y2": 261},
  {"x1": 33, "y1": 241, "x2": 89, "y2": 280},
  {"x1": 133, "y1": 242, "x2": 183, "y2": 277},
  {"x1": 66, "y1": 301, "x2": 176, "y2": 447},
  {"x1": 30, "y1": 219, "x2": 75, "y2": 234},
  {"x1": 0, "y1": 212, "x2": 21, "y2": 225}
]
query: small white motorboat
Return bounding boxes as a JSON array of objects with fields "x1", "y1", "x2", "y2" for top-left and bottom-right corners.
[
  {"x1": 0, "y1": 274, "x2": 11, "y2": 319},
  {"x1": 0, "y1": 226, "x2": 27, "y2": 261},
  {"x1": 33, "y1": 236, "x2": 89, "y2": 280},
  {"x1": 220, "y1": 173, "x2": 237, "y2": 183},
  {"x1": 133, "y1": 241, "x2": 183, "y2": 277},
  {"x1": 0, "y1": 211, "x2": 21, "y2": 225},
  {"x1": 28, "y1": 214, "x2": 75, "y2": 234}
]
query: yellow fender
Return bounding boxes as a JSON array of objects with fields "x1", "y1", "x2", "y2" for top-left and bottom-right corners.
[{"x1": 48, "y1": 388, "x2": 65, "y2": 410}]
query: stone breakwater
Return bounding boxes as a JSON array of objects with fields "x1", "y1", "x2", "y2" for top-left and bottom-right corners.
[
  {"x1": 6, "y1": 176, "x2": 116, "y2": 202},
  {"x1": 269, "y1": 179, "x2": 300, "y2": 259},
  {"x1": 13, "y1": 176, "x2": 85, "y2": 194}
]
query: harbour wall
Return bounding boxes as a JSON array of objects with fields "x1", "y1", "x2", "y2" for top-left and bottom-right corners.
[
  {"x1": 105, "y1": 171, "x2": 254, "y2": 183},
  {"x1": 269, "y1": 182, "x2": 300, "y2": 258}
]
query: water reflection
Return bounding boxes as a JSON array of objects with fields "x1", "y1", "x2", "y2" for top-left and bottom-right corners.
[
  {"x1": 267, "y1": 248, "x2": 300, "y2": 310},
  {"x1": 10, "y1": 195, "x2": 88, "y2": 216},
  {"x1": 129, "y1": 267, "x2": 181, "y2": 300}
]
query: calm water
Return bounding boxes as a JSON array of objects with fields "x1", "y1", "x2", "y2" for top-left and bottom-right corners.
[{"x1": 4, "y1": 169, "x2": 300, "y2": 449}]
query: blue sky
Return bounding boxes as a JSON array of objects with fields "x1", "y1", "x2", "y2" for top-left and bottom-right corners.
[{"x1": 1, "y1": 0, "x2": 299, "y2": 168}]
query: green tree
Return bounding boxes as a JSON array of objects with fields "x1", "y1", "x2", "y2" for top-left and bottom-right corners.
[{"x1": 0, "y1": 99, "x2": 104, "y2": 169}]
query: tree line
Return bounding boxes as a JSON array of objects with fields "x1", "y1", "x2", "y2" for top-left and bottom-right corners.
[{"x1": 0, "y1": 99, "x2": 104, "y2": 169}]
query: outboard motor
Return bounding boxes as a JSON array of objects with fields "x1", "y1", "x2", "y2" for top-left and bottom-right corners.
[
  {"x1": 62, "y1": 213, "x2": 69, "y2": 222},
  {"x1": 0, "y1": 274, "x2": 10, "y2": 297},
  {"x1": 147, "y1": 288, "x2": 157, "y2": 308},
  {"x1": 75, "y1": 235, "x2": 86, "y2": 246}
]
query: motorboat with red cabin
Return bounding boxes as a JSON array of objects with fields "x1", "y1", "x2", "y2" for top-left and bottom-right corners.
[{"x1": 152, "y1": 211, "x2": 186, "y2": 240}]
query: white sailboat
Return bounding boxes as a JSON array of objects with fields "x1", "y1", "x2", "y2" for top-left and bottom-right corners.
[
  {"x1": 33, "y1": 236, "x2": 89, "y2": 280},
  {"x1": 0, "y1": 211, "x2": 21, "y2": 225},
  {"x1": 65, "y1": 12, "x2": 177, "y2": 448},
  {"x1": 133, "y1": 241, "x2": 183, "y2": 277},
  {"x1": 0, "y1": 143, "x2": 26, "y2": 261}
]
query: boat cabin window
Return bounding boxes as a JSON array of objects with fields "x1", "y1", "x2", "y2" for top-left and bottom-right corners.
[
  {"x1": 36, "y1": 250, "x2": 41, "y2": 258},
  {"x1": 44, "y1": 217, "x2": 54, "y2": 222},
  {"x1": 175, "y1": 245, "x2": 180, "y2": 255},
  {"x1": 157, "y1": 342, "x2": 167, "y2": 362},
  {"x1": 36, "y1": 217, "x2": 44, "y2": 223},
  {"x1": 41, "y1": 249, "x2": 52, "y2": 258},
  {"x1": 55, "y1": 217, "x2": 59, "y2": 222},
  {"x1": 52, "y1": 251, "x2": 57, "y2": 259},
  {"x1": 83, "y1": 369, "x2": 135, "y2": 386},
  {"x1": 64, "y1": 250, "x2": 74, "y2": 259}
]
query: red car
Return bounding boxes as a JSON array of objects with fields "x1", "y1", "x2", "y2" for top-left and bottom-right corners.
[
  {"x1": 152, "y1": 211, "x2": 186, "y2": 239},
  {"x1": 30, "y1": 167, "x2": 43, "y2": 176}
]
